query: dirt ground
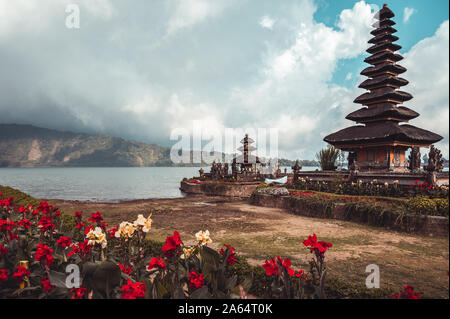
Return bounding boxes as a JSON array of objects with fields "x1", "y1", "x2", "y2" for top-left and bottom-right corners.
[{"x1": 48, "y1": 195, "x2": 449, "y2": 298}]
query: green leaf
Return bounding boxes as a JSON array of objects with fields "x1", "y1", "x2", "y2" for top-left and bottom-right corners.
[
  {"x1": 48, "y1": 270, "x2": 69, "y2": 289},
  {"x1": 189, "y1": 286, "x2": 212, "y2": 299}
]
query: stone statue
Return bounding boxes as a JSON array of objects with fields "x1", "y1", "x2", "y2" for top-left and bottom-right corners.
[
  {"x1": 426, "y1": 145, "x2": 444, "y2": 172},
  {"x1": 291, "y1": 160, "x2": 302, "y2": 182},
  {"x1": 408, "y1": 147, "x2": 421, "y2": 171},
  {"x1": 348, "y1": 152, "x2": 357, "y2": 170}
]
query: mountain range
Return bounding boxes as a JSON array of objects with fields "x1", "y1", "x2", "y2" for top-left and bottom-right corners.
[{"x1": 0, "y1": 124, "x2": 315, "y2": 168}]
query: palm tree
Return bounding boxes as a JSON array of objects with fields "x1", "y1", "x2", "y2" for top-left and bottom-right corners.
[{"x1": 316, "y1": 145, "x2": 340, "y2": 171}]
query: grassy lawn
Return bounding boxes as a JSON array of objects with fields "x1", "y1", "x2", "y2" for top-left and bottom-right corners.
[{"x1": 47, "y1": 195, "x2": 449, "y2": 299}]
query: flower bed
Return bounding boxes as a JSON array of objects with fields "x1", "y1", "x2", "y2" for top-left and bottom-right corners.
[
  {"x1": 292, "y1": 177, "x2": 449, "y2": 199},
  {"x1": 0, "y1": 188, "x2": 429, "y2": 299}
]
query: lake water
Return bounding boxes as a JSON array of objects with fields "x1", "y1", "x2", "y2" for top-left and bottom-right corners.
[{"x1": 0, "y1": 166, "x2": 320, "y2": 202}]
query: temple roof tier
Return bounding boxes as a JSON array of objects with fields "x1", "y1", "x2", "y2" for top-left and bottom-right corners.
[
  {"x1": 324, "y1": 122, "x2": 443, "y2": 146},
  {"x1": 374, "y1": 5, "x2": 395, "y2": 20},
  {"x1": 372, "y1": 18, "x2": 396, "y2": 29},
  {"x1": 360, "y1": 63, "x2": 406, "y2": 77},
  {"x1": 240, "y1": 136, "x2": 254, "y2": 144},
  {"x1": 345, "y1": 105, "x2": 419, "y2": 123},
  {"x1": 237, "y1": 145, "x2": 256, "y2": 152},
  {"x1": 232, "y1": 154, "x2": 261, "y2": 164},
  {"x1": 368, "y1": 33, "x2": 399, "y2": 44},
  {"x1": 367, "y1": 42, "x2": 401, "y2": 54},
  {"x1": 364, "y1": 51, "x2": 403, "y2": 65},
  {"x1": 370, "y1": 25, "x2": 397, "y2": 36},
  {"x1": 354, "y1": 89, "x2": 413, "y2": 105},
  {"x1": 359, "y1": 74, "x2": 408, "y2": 90}
]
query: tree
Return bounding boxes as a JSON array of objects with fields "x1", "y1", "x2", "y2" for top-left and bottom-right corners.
[{"x1": 316, "y1": 145, "x2": 340, "y2": 171}]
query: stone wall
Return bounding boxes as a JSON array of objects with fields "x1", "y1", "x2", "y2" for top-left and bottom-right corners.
[
  {"x1": 251, "y1": 193, "x2": 449, "y2": 237},
  {"x1": 180, "y1": 181, "x2": 258, "y2": 197}
]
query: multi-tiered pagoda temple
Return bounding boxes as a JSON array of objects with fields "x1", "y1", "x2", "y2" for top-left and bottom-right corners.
[
  {"x1": 233, "y1": 134, "x2": 261, "y2": 172},
  {"x1": 324, "y1": 4, "x2": 443, "y2": 172}
]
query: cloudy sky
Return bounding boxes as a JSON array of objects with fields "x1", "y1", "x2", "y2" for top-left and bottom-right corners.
[{"x1": 0, "y1": 0, "x2": 448, "y2": 160}]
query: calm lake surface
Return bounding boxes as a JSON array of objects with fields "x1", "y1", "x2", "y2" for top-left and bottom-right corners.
[{"x1": 0, "y1": 166, "x2": 319, "y2": 202}]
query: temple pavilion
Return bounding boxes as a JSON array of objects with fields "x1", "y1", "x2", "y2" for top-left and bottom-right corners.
[
  {"x1": 232, "y1": 134, "x2": 261, "y2": 173},
  {"x1": 324, "y1": 4, "x2": 443, "y2": 172}
]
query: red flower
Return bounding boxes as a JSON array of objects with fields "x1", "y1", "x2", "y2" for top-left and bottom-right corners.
[
  {"x1": 56, "y1": 236, "x2": 72, "y2": 248},
  {"x1": 188, "y1": 270, "x2": 205, "y2": 290},
  {"x1": 108, "y1": 225, "x2": 119, "y2": 238},
  {"x1": 294, "y1": 269, "x2": 305, "y2": 278},
  {"x1": 0, "y1": 244, "x2": 7, "y2": 255},
  {"x1": 303, "y1": 234, "x2": 333, "y2": 254},
  {"x1": 276, "y1": 256, "x2": 295, "y2": 277},
  {"x1": 75, "y1": 222, "x2": 86, "y2": 230},
  {"x1": 41, "y1": 277, "x2": 53, "y2": 292},
  {"x1": 146, "y1": 257, "x2": 166, "y2": 271},
  {"x1": 219, "y1": 244, "x2": 236, "y2": 265},
  {"x1": 263, "y1": 256, "x2": 296, "y2": 277},
  {"x1": 37, "y1": 201, "x2": 51, "y2": 215},
  {"x1": 71, "y1": 287, "x2": 88, "y2": 299},
  {"x1": 262, "y1": 258, "x2": 279, "y2": 276},
  {"x1": 88, "y1": 211, "x2": 103, "y2": 224},
  {"x1": 13, "y1": 266, "x2": 30, "y2": 283},
  {"x1": 0, "y1": 197, "x2": 13, "y2": 208},
  {"x1": 84, "y1": 225, "x2": 95, "y2": 235},
  {"x1": 18, "y1": 219, "x2": 31, "y2": 229},
  {"x1": 9, "y1": 232, "x2": 19, "y2": 242},
  {"x1": 38, "y1": 215, "x2": 55, "y2": 233},
  {"x1": 0, "y1": 220, "x2": 15, "y2": 232},
  {"x1": 121, "y1": 280, "x2": 146, "y2": 299},
  {"x1": 0, "y1": 269, "x2": 9, "y2": 284},
  {"x1": 35, "y1": 243, "x2": 54, "y2": 267},
  {"x1": 392, "y1": 285, "x2": 423, "y2": 299},
  {"x1": 67, "y1": 240, "x2": 92, "y2": 258},
  {"x1": 74, "y1": 211, "x2": 83, "y2": 219},
  {"x1": 119, "y1": 264, "x2": 133, "y2": 275},
  {"x1": 162, "y1": 231, "x2": 183, "y2": 257}
]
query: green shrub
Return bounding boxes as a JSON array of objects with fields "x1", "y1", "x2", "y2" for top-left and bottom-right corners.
[
  {"x1": 434, "y1": 198, "x2": 449, "y2": 217},
  {"x1": 406, "y1": 197, "x2": 438, "y2": 216},
  {"x1": 0, "y1": 185, "x2": 40, "y2": 207}
]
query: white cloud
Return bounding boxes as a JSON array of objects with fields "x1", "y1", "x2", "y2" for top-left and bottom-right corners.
[
  {"x1": 230, "y1": 0, "x2": 376, "y2": 158},
  {"x1": 403, "y1": 20, "x2": 449, "y2": 157},
  {"x1": 403, "y1": 7, "x2": 417, "y2": 23},
  {"x1": 0, "y1": 0, "x2": 448, "y2": 161},
  {"x1": 166, "y1": 0, "x2": 230, "y2": 36},
  {"x1": 0, "y1": 0, "x2": 115, "y2": 39},
  {"x1": 345, "y1": 72, "x2": 352, "y2": 80},
  {"x1": 259, "y1": 15, "x2": 276, "y2": 30}
]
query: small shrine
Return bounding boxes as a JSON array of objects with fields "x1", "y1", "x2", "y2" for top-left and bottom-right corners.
[
  {"x1": 324, "y1": 4, "x2": 443, "y2": 172},
  {"x1": 232, "y1": 134, "x2": 261, "y2": 175}
]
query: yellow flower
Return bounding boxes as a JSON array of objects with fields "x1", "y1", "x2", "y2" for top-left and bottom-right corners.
[
  {"x1": 182, "y1": 246, "x2": 196, "y2": 259},
  {"x1": 115, "y1": 221, "x2": 135, "y2": 239},
  {"x1": 134, "y1": 214, "x2": 152, "y2": 233},
  {"x1": 195, "y1": 230, "x2": 212, "y2": 246},
  {"x1": 86, "y1": 227, "x2": 107, "y2": 249}
]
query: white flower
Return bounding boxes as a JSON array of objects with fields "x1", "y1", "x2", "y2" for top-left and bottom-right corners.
[
  {"x1": 195, "y1": 230, "x2": 212, "y2": 246},
  {"x1": 134, "y1": 214, "x2": 152, "y2": 233},
  {"x1": 86, "y1": 227, "x2": 107, "y2": 248}
]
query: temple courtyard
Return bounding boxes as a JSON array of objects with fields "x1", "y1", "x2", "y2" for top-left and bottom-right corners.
[{"x1": 49, "y1": 195, "x2": 449, "y2": 298}]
